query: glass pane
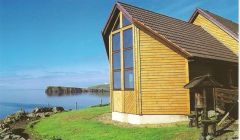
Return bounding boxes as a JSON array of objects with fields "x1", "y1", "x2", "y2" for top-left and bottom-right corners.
[
  {"x1": 124, "y1": 70, "x2": 134, "y2": 89},
  {"x1": 113, "y1": 17, "x2": 120, "y2": 31},
  {"x1": 113, "y1": 52, "x2": 120, "y2": 70},
  {"x1": 124, "y1": 49, "x2": 133, "y2": 68},
  {"x1": 114, "y1": 71, "x2": 121, "y2": 89},
  {"x1": 123, "y1": 29, "x2": 133, "y2": 49},
  {"x1": 112, "y1": 33, "x2": 120, "y2": 51},
  {"x1": 123, "y1": 16, "x2": 131, "y2": 26}
]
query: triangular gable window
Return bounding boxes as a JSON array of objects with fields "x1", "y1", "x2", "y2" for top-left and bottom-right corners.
[
  {"x1": 113, "y1": 16, "x2": 120, "y2": 31},
  {"x1": 123, "y1": 16, "x2": 131, "y2": 27}
]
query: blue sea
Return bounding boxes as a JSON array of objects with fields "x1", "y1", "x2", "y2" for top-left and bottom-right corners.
[{"x1": 0, "y1": 89, "x2": 109, "y2": 119}]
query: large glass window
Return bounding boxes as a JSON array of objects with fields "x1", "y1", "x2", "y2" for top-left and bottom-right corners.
[
  {"x1": 123, "y1": 29, "x2": 133, "y2": 49},
  {"x1": 112, "y1": 33, "x2": 120, "y2": 51},
  {"x1": 123, "y1": 16, "x2": 131, "y2": 27},
  {"x1": 112, "y1": 32, "x2": 121, "y2": 90},
  {"x1": 113, "y1": 71, "x2": 121, "y2": 89},
  {"x1": 124, "y1": 50, "x2": 133, "y2": 68},
  {"x1": 113, "y1": 53, "x2": 120, "y2": 69},
  {"x1": 111, "y1": 14, "x2": 134, "y2": 90},
  {"x1": 123, "y1": 28, "x2": 134, "y2": 89},
  {"x1": 124, "y1": 70, "x2": 134, "y2": 89}
]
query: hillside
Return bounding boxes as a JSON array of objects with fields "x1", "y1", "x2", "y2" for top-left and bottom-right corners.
[
  {"x1": 88, "y1": 84, "x2": 109, "y2": 91},
  {"x1": 27, "y1": 106, "x2": 200, "y2": 140}
]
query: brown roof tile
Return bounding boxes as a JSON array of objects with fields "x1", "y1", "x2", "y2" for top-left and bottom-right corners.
[{"x1": 118, "y1": 2, "x2": 238, "y2": 63}]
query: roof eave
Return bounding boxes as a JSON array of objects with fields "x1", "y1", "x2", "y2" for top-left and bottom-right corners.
[
  {"x1": 190, "y1": 56, "x2": 238, "y2": 64},
  {"x1": 102, "y1": 4, "x2": 118, "y2": 36},
  {"x1": 101, "y1": 31, "x2": 109, "y2": 59},
  {"x1": 189, "y1": 8, "x2": 239, "y2": 41}
]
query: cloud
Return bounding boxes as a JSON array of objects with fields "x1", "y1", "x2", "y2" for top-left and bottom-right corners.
[{"x1": 0, "y1": 66, "x2": 109, "y2": 89}]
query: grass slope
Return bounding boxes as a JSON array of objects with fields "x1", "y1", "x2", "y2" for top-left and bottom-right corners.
[{"x1": 28, "y1": 106, "x2": 199, "y2": 140}]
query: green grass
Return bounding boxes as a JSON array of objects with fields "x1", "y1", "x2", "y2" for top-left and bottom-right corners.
[{"x1": 27, "y1": 106, "x2": 200, "y2": 140}]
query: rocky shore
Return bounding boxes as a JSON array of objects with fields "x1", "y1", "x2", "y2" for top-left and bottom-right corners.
[{"x1": 0, "y1": 107, "x2": 65, "y2": 140}]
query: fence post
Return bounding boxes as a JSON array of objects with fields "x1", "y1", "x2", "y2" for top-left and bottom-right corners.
[{"x1": 76, "y1": 102, "x2": 78, "y2": 110}]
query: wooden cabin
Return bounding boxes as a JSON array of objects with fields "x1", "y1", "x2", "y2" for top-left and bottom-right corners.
[{"x1": 102, "y1": 2, "x2": 238, "y2": 124}]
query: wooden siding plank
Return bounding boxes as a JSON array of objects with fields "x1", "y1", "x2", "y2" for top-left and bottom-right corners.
[
  {"x1": 193, "y1": 14, "x2": 238, "y2": 55},
  {"x1": 139, "y1": 30, "x2": 190, "y2": 115}
]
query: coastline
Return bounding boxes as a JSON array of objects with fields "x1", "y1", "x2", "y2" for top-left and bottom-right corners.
[
  {"x1": 0, "y1": 106, "x2": 66, "y2": 140},
  {"x1": 0, "y1": 103, "x2": 110, "y2": 140},
  {"x1": 0, "y1": 89, "x2": 109, "y2": 119},
  {"x1": 45, "y1": 86, "x2": 109, "y2": 94}
]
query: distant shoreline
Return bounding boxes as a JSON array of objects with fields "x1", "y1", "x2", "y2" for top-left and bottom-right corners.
[{"x1": 45, "y1": 85, "x2": 109, "y2": 95}]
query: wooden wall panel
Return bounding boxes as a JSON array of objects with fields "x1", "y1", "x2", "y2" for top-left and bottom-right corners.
[
  {"x1": 113, "y1": 91, "x2": 124, "y2": 112},
  {"x1": 124, "y1": 91, "x2": 136, "y2": 113},
  {"x1": 193, "y1": 14, "x2": 238, "y2": 55},
  {"x1": 121, "y1": 25, "x2": 139, "y2": 114},
  {"x1": 134, "y1": 26, "x2": 141, "y2": 114},
  {"x1": 139, "y1": 30, "x2": 190, "y2": 115}
]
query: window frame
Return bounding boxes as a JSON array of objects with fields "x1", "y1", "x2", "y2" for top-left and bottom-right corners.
[
  {"x1": 112, "y1": 32, "x2": 121, "y2": 53},
  {"x1": 123, "y1": 28, "x2": 134, "y2": 90},
  {"x1": 113, "y1": 69, "x2": 121, "y2": 90},
  {"x1": 124, "y1": 68, "x2": 134, "y2": 90},
  {"x1": 111, "y1": 14, "x2": 120, "y2": 32},
  {"x1": 111, "y1": 12, "x2": 134, "y2": 91},
  {"x1": 112, "y1": 31, "x2": 121, "y2": 91}
]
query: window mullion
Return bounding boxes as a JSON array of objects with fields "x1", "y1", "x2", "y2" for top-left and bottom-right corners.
[
  {"x1": 120, "y1": 12, "x2": 123, "y2": 28},
  {"x1": 120, "y1": 29, "x2": 124, "y2": 90},
  {"x1": 120, "y1": 12, "x2": 123, "y2": 90}
]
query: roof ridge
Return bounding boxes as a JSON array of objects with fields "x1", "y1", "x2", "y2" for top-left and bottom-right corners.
[
  {"x1": 201, "y1": 8, "x2": 238, "y2": 25},
  {"x1": 117, "y1": 1, "x2": 192, "y2": 25}
]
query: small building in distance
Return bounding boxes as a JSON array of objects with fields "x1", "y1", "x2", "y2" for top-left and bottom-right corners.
[{"x1": 102, "y1": 2, "x2": 238, "y2": 124}]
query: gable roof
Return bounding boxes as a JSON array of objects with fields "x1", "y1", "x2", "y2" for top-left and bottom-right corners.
[
  {"x1": 102, "y1": 2, "x2": 238, "y2": 63},
  {"x1": 189, "y1": 8, "x2": 238, "y2": 41}
]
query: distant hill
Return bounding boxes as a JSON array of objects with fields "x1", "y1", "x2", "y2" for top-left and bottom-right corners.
[
  {"x1": 45, "y1": 84, "x2": 109, "y2": 96},
  {"x1": 88, "y1": 84, "x2": 109, "y2": 91}
]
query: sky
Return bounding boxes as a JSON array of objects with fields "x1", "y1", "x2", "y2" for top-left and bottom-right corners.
[{"x1": 0, "y1": 0, "x2": 238, "y2": 89}]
